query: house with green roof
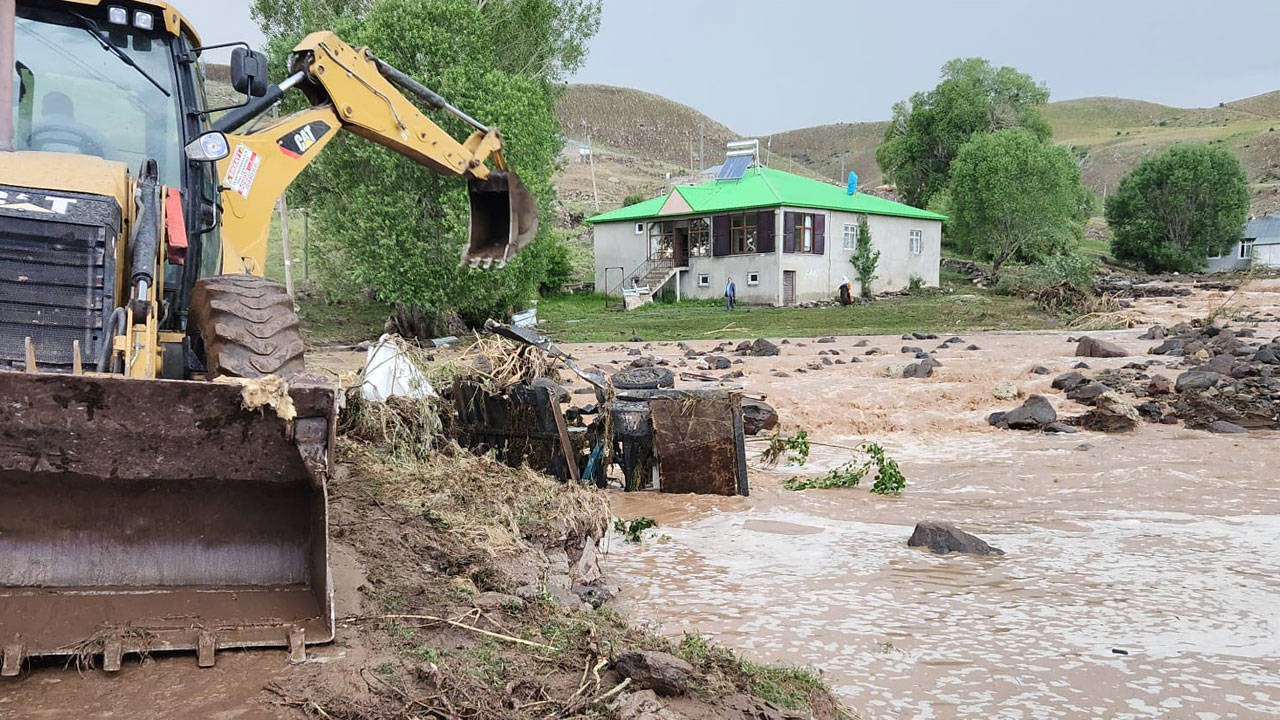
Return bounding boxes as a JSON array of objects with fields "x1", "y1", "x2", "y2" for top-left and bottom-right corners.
[{"x1": 585, "y1": 163, "x2": 946, "y2": 306}]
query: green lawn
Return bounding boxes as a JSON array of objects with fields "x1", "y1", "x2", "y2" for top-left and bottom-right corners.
[{"x1": 537, "y1": 289, "x2": 1055, "y2": 343}]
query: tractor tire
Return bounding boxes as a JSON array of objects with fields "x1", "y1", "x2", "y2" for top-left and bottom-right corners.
[
  {"x1": 189, "y1": 274, "x2": 305, "y2": 379},
  {"x1": 610, "y1": 366, "x2": 675, "y2": 390}
]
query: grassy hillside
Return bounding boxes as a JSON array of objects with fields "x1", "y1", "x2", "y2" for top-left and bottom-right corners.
[{"x1": 555, "y1": 85, "x2": 1280, "y2": 215}]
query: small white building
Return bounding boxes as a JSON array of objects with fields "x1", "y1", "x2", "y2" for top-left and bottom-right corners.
[
  {"x1": 1206, "y1": 215, "x2": 1280, "y2": 272},
  {"x1": 586, "y1": 165, "x2": 945, "y2": 305}
]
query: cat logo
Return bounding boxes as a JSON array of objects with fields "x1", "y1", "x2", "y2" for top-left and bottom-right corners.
[
  {"x1": 0, "y1": 190, "x2": 77, "y2": 214},
  {"x1": 277, "y1": 121, "x2": 332, "y2": 159}
]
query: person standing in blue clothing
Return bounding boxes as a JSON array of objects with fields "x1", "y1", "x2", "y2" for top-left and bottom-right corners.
[{"x1": 725, "y1": 276, "x2": 736, "y2": 310}]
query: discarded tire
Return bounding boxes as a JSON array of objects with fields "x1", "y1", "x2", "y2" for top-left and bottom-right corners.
[{"x1": 611, "y1": 366, "x2": 675, "y2": 390}]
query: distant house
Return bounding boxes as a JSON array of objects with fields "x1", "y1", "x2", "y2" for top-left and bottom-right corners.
[
  {"x1": 585, "y1": 162, "x2": 945, "y2": 306},
  {"x1": 1207, "y1": 215, "x2": 1280, "y2": 272}
]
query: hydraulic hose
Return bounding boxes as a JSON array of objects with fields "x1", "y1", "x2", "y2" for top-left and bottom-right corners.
[{"x1": 96, "y1": 307, "x2": 127, "y2": 373}]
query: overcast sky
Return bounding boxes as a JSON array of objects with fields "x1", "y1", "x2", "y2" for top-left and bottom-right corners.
[{"x1": 174, "y1": 0, "x2": 1280, "y2": 135}]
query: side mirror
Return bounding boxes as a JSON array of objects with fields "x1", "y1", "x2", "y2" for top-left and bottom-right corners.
[
  {"x1": 230, "y1": 48, "x2": 269, "y2": 98},
  {"x1": 185, "y1": 131, "x2": 230, "y2": 162}
]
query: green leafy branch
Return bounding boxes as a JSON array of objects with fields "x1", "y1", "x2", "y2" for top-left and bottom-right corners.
[{"x1": 781, "y1": 441, "x2": 906, "y2": 495}]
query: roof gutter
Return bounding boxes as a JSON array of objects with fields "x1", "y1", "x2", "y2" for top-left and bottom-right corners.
[{"x1": 0, "y1": 0, "x2": 14, "y2": 151}]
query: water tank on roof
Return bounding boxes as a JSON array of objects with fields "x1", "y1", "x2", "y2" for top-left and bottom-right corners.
[{"x1": 847, "y1": 171, "x2": 858, "y2": 195}]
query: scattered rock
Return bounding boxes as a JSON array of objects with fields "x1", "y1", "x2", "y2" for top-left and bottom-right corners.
[
  {"x1": 1076, "y1": 392, "x2": 1141, "y2": 433},
  {"x1": 1052, "y1": 372, "x2": 1087, "y2": 391},
  {"x1": 853, "y1": 339, "x2": 868, "y2": 347},
  {"x1": 1073, "y1": 362, "x2": 1090, "y2": 369},
  {"x1": 1141, "y1": 325, "x2": 1168, "y2": 340},
  {"x1": 903, "y1": 360, "x2": 935, "y2": 378},
  {"x1": 1031, "y1": 366, "x2": 1051, "y2": 375},
  {"x1": 816, "y1": 336, "x2": 836, "y2": 343},
  {"x1": 1076, "y1": 336, "x2": 1128, "y2": 358},
  {"x1": 708, "y1": 355, "x2": 731, "y2": 370},
  {"x1": 912, "y1": 332, "x2": 939, "y2": 340},
  {"x1": 613, "y1": 651, "x2": 695, "y2": 696},
  {"x1": 1044, "y1": 421, "x2": 1078, "y2": 434},
  {"x1": 966, "y1": 344, "x2": 981, "y2": 351},
  {"x1": 990, "y1": 394, "x2": 1056, "y2": 430},
  {"x1": 741, "y1": 399, "x2": 779, "y2": 436},
  {"x1": 992, "y1": 382, "x2": 1019, "y2": 401},
  {"x1": 901, "y1": 346, "x2": 924, "y2": 354},
  {"x1": 572, "y1": 584, "x2": 615, "y2": 608},
  {"x1": 609, "y1": 690, "x2": 686, "y2": 720},
  {"x1": 907, "y1": 521, "x2": 1004, "y2": 556},
  {"x1": 1207, "y1": 420, "x2": 1248, "y2": 434},
  {"x1": 1066, "y1": 381, "x2": 1109, "y2": 405},
  {"x1": 747, "y1": 338, "x2": 780, "y2": 357},
  {"x1": 1175, "y1": 370, "x2": 1221, "y2": 393}
]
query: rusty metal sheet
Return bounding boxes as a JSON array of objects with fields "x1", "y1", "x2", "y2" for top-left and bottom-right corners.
[
  {"x1": 649, "y1": 394, "x2": 748, "y2": 496},
  {"x1": 0, "y1": 370, "x2": 336, "y2": 667}
]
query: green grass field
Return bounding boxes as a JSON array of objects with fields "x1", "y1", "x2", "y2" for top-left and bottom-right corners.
[{"x1": 537, "y1": 288, "x2": 1054, "y2": 344}]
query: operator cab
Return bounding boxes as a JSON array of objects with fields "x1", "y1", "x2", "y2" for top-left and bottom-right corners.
[{"x1": 12, "y1": 2, "x2": 183, "y2": 186}]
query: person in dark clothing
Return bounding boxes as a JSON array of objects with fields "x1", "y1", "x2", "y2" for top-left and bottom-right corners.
[{"x1": 725, "y1": 276, "x2": 736, "y2": 310}]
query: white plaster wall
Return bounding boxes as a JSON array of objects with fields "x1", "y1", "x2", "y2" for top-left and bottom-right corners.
[
  {"x1": 677, "y1": 254, "x2": 778, "y2": 304},
  {"x1": 592, "y1": 221, "x2": 649, "y2": 293}
]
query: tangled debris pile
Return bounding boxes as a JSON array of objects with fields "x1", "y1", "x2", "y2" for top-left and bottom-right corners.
[{"x1": 272, "y1": 377, "x2": 847, "y2": 719}]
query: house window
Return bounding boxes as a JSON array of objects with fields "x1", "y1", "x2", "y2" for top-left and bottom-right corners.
[
  {"x1": 697, "y1": 273, "x2": 710, "y2": 287},
  {"x1": 730, "y1": 212, "x2": 758, "y2": 254},
  {"x1": 1239, "y1": 240, "x2": 1254, "y2": 259},
  {"x1": 649, "y1": 222, "x2": 673, "y2": 259},
  {"x1": 689, "y1": 217, "x2": 711, "y2": 257},
  {"x1": 635, "y1": 222, "x2": 645, "y2": 235},
  {"x1": 909, "y1": 229, "x2": 923, "y2": 255},
  {"x1": 1208, "y1": 248, "x2": 1223, "y2": 259},
  {"x1": 842, "y1": 223, "x2": 858, "y2": 250},
  {"x1": 795, "y1": 213, "x2": 815, "y2": 253},
  {"x1": 747, "y1": 271, "x2": 760, "y2": 286}
]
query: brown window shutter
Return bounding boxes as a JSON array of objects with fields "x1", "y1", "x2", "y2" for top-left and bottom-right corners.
[
  {"x1": 814, "y1": 214, "x2": 826, "y2": 254},
  {"x1": 757, "y1": 210, "x2": 775, "y2": 253},
  {"x1": 783, "y1": 212, "x2": 796, "y2": 253},
  {"x1": 712, "y1": 215, "x2": 730, "y2": 256}
]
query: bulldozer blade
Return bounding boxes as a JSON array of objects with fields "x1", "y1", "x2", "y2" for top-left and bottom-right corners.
[
  {"x1": 0, "y1": 371, "x2": 337, "y2": 669},
  {"x1": 464, "y1": 169, "x2": 539, "y2": 267}
]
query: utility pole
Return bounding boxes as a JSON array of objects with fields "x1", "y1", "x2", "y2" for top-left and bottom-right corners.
[
  {"x1": 587, "y1": 133, "x2": 599, "y2": 211},
  {"x1": 0, "y1": 0, "x2": 13, "y2": 150},
  {"x1": 699, "y1": 123, "x2": 704, "y2": 172},
  {"x1": 278, "y1": 196, "x2": 294, "y2": 297}
]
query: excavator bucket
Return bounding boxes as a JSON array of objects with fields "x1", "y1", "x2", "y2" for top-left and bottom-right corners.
[
  {"x1": 0, "y1": 371, "x2": 336, "y2": 674},
  {"x1": 465, "y1": 169, "x2": 539, "y2": 267}
]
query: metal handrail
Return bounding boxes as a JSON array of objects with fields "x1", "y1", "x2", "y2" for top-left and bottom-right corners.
[{"x1": 610, "y1": 254, "x2": 676, "y2": 296}]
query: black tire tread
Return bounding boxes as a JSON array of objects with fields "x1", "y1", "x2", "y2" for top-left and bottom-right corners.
[{"x1": 190, "y1": 274, "x2": 306, "y2": 378}]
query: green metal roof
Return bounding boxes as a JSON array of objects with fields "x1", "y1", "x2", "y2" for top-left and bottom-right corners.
[{"x1": 585, "y1": 166, "x2": 946, "y2": 224}]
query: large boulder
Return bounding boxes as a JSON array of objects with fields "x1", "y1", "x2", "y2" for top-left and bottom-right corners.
[
  {"x1": 908, "y1": 521, "x2": 1004, "y2": 555},
  {"x1": 1051, "y1": 372, "x2": 1088, "y2": 391},
  {"x1": 902, "y1": 361, "x2": 934, "y2": 379},
  {"x1": 613, "y1": 651, "x2": 695, "y2": 696},
  {"x1": 1077, "y1": 391, "x2": 1141, "y2": 433},
  {"x1": 1076, "y1": 336, "x2": 1128, "y2": 358},
  {"x1": 990, "y1": 394, "x2": 1056, "y2": 430},
  {"x1": 746, "y1": 338, "x2": 780, "y2": 357},
  {"x1": 1066, "y1": 381, "x2": 1109, "y2": 405},
  {"x1": 741, "y1": 399, "x2": 779, "y2": 436},
  {"x1": 1208, "y1": 420, "x2": 1248, "y2": 434},
  {"x1": 1175, "y1": 370, "x2": 1221, "y2": 393}
]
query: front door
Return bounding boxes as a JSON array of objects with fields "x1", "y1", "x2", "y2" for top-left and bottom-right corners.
[
  {"x1": 783, "y1": 271, "x2": 796, "y2": 305},
  {"x1": 673, "y1": 228, "x2": 689, "y2": 267}
]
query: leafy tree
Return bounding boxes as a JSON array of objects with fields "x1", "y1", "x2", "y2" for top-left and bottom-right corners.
[
  {"x1": 250, "y1": 0, "x2": 600, "y2": 324},
  {"x1": 876, "y1": 58, "x2": 1051, "y2": 208},
  {"x1": 948, "y1": 128, "x2": 1088, "y2": 275},
  {"x1": 1104, "y1": 144, "x2": 1250, "y2": 272},
  {"x1": 849, "y1": 215, "x2": 879, "y2": 298}
]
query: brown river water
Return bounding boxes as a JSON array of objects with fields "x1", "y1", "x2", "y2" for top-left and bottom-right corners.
[{"x1": 584, "y1": 281, "x2": 1280, "y2": 719}]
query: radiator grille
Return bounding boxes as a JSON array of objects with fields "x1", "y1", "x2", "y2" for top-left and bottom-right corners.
[{"x1": 0, "y1": 189, "x2": 119, "y2": 372}]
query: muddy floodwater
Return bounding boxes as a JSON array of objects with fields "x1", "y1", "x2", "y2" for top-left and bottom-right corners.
[{"x1": 581, "y1": 282, "x2": 1280, "y2": 719}]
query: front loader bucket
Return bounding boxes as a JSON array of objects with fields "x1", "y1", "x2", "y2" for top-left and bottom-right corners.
[
  {"x1": 465, "y1": 169, "x2": 539, "y2": 267},
  {"x1": 0, "y1": 371, "x2": 337, "y2": 675}
]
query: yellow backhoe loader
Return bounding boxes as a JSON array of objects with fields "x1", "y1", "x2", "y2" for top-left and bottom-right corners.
[{"x1": 0, "y1": 0, "x2": 538, "y2": 675}]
